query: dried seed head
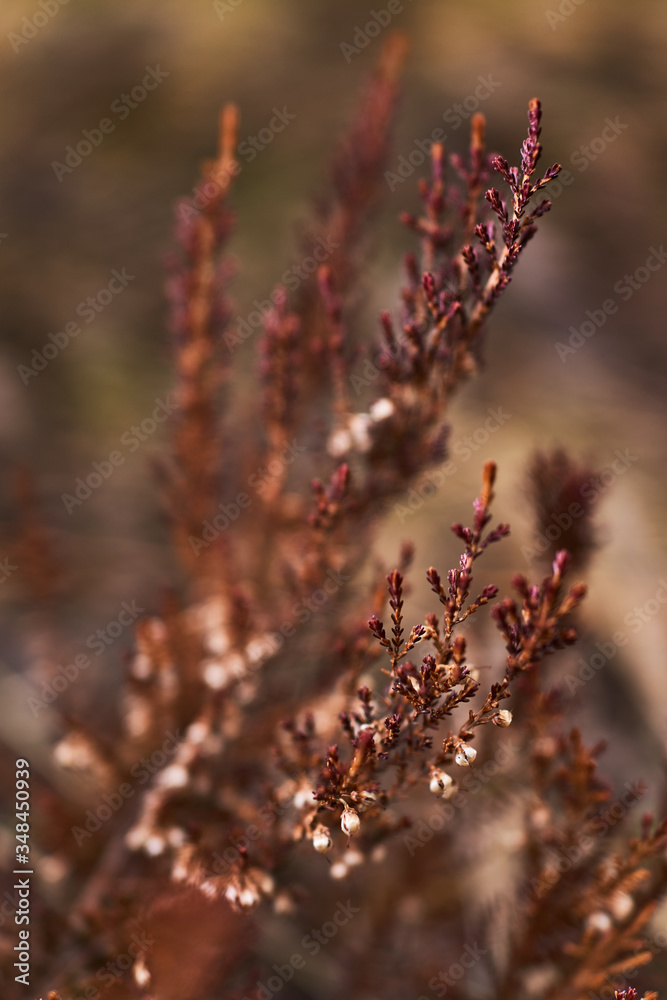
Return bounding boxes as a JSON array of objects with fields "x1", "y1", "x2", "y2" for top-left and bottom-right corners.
[
  {"x1": 455, "y1": 744, "x2": 477, "y2": 767},
  {"x1": 341, "y1": 806, "x2": 361, "y2": 837},
  {"x1": 313, "y1": 825, "x2": 333, "y2": 854},
  {"x1": 494, "y1": 709, "x2": 513, "y2": 728}
]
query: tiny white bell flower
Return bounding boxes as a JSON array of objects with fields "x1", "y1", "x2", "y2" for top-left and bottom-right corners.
[
  {"x1": 343, "y1": 848, "x2": 364, "y2": 867},
  {"x1": 203, "y1": 660, "x2": 230, "y2": 690},
  {"x1": 495, "y1": 709, "x2": 513, "y2": 728},
  {"x1": 274, "y1": 891, "x2": 295, "y2": 915},
  {"x1": 159, "y1": 764, "x2": 190, "y2": 789},
  {"x1": 357, "y1": 790, "x2": 377, "y2": 811},
  {"x1": 166, "y1": 826, "x2": 187, "y2": 847},
  {"x1": 172, "y1": 860, "x2": 188, "y2": 882},
  {"x1": 429, "y1": 771, "x2": 443, "y2": 794},
  {"x1": 224, "y1": 883, "x2": 239, "y2": 905},
  {"x1": 610, "y1": 891, "x2": 633, "y2": 921},
  {"x1": 341, "y1": 806, "x2": 361, "y2": 837},
  {"x1": 370, "y1": 844, "x2": 387, "y2": 863},
  {"x1": 131, "y1": 654, "x2": 152, "y2": 680},
  {"x1": 125, "y1": 824, "x2": 149, "y2": 850},
  {"x1": 312, "y1": 825, "x2": 332, "y2": 854},
  {"x1": 586, "y1": 911, "x2": 612, "y2": 934},
  {"x1": 144, "y1": 834, "x2": 166, "y2": 856},
  {"x1": 369, "y1": 397, "x2": 395, "y2": 421},
  {"x1": 327, "y1": 427, "x2": 352, "y2": 457},
  {"x1": 252, "y1": 869, "x2": 275, "y2": 896},
  {"x1": 429, "y1": 770, "x2": 454, "y2": 798},
  {"x1": 293, "y1": 781, "x2": 314, "y2": 810},
  {"x1": 349, "y1": 413, "x2": 373, "y2": 452},
  {"x1": 202, "y1": 880, "x2": 218, "y2": 899},
  {"x1": 330, "y1": 860, "x2": 348, "y2": 880},
  {"x1": 455, "y1": 744, "x2": 477, "y2": 767},
  {"x1": 239, "y1": 886, "x2": 260, "y2": 908},
  {"x1": 134, "y1": 958, "x2": 151, "y2": 987}
]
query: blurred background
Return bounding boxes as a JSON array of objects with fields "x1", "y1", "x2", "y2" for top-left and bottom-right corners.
[{"x1": 0, "y1": 0, "x2": 666, "y2": 851}]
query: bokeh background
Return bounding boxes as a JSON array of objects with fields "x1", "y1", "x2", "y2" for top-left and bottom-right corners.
[{"x1": 0, "y1": 0, "x2": 666, "y2": 975}]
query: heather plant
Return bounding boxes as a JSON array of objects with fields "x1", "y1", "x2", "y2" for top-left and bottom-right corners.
[{"x1": 2, "y1": 35, "x2": 666, "y2": 1000}]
